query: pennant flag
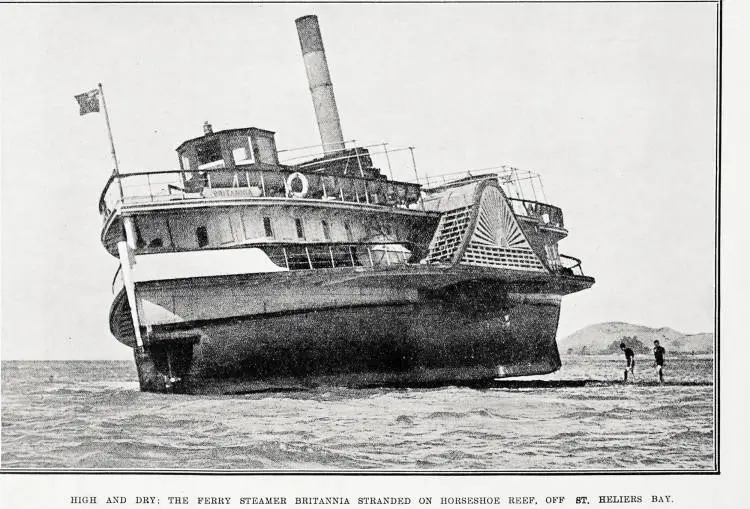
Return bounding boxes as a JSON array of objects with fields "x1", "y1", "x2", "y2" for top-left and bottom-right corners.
[{"x1": 75, "y1": 89, "x2": 100, "y2": 115}]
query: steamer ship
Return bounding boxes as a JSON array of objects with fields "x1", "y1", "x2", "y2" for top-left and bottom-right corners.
[{"x1": 100, "y1": 15, "x2": 594, "y2": 393}]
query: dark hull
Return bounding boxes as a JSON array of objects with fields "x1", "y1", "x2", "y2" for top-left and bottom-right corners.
[{"x1": 133, "y1": 291, "x2": 563, "y2": 394}]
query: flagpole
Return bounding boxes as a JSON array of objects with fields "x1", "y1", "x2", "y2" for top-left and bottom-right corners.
[
  {"x1": 98, "y1": 83, "x2": 124, "y2": 199},
  {"x1": 96, "y1": 84, "x2": 143, "y2": 351}
]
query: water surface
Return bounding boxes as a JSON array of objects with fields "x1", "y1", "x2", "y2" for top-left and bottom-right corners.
[{"x1": 1, "y1": 356, "x2": 714, "y2": 471}]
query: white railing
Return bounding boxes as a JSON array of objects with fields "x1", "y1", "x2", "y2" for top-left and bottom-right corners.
[
  {"x1": 98, "y1": 167, "x2": 425, "y2": 222},
  {"x1": 420, "y1": 166, "x2": 549, "y2": 204},
  {"x1": 257, "y1": 242, "x2": 412, "y2": 271}
]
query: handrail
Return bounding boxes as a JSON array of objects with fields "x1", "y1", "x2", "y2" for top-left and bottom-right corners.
[
  {"x1": 97, "y1": 166, "x2": 427, "y2": 226},
  {"x1": 295, "y1": 145, "x2": 413, "y2": 168},
  {"x1": 559, "y1": 254, "x2": 584, "y2": 276},
  {"x1": 506, "y1": 197, "x2": 565, "y2": 228},
  {"x1": 419, "y1": 167, "x2": 548, "y2": 205},
  {"x1": 419, "y1": 166, "x2": 540, "y2": 186},
  {"x1": 277, "y1": 139, "x2": 358, "y2": 154},
  {"x1": 506, "y1": 197, "x2": 560, "y2": 210},
  {"x1": 126, "y1": 239, "x2": 420, "y2": 256},
  {"x1": 261, "y1": 242, "x2": 414, "y2": 271},
  {"x1": 111, "y1": 265, "x2": 123, "y2": 295},
  {"x1": 113, "y1": 241, "x2": 418, "y2": 274},
  {"x1": 98, "y1": 173, "x2": 117, "y2": 215},
  {"x1": 96, "y1": 163, "x2": 417, "y2": 182},
  {"x1": 247, "y1": 240, "x2": 416, "y2": 247}
]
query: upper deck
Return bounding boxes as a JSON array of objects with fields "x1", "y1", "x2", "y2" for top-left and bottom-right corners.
[
  {"x1": 97, "y1": 124, "x2": 571, "y2": 270},
  {"x1": 99, "y1": 125, "x2": 428, "y2": 221},
  {"x1": 97, "y1": 161, "x2": 427, "y2": 223}
]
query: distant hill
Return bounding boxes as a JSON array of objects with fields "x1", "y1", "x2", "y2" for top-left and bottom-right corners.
[{"x1": 559, "y1": 322, "x2": 714, "y2": 355}]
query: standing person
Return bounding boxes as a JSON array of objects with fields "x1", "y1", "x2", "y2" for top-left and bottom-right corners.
[
  {"x1": 653, "y1": 340, "x2": 666, "y2": 383},
  {"x1": 620, "y1": 342, "x2": 635, "y2": 382}
]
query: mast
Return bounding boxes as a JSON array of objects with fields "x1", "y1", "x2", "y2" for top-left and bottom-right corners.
[{"x1": 97, "y1": 83, "x2": 125, "y2": 200}]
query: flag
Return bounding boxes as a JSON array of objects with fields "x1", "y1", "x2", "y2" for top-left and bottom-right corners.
[{"x1": 75, "y1": 89, "x2": 100, "y2": 115}]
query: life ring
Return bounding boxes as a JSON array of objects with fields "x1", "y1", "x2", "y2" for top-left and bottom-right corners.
[{"x1": 286, "y1": 172, "x2": 309, "y2": 198}]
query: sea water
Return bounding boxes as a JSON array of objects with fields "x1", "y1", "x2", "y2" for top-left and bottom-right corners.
[{"x1": 0, "y1": 356, "x2": 714, "y2": 471}]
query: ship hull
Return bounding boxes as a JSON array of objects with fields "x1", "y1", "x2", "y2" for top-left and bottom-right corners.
[{"x1": 122, "y1": 273, "x2": 567, "y2": 394}]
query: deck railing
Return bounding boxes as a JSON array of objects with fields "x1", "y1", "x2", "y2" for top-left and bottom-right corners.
[
  {"x1": 109, "y1": 241, "x2": 415, "y2": 294},
  {"x1": 559, "y1": 254, "x2": 585, "y2": 276},
  {"x1": 98, "y1": 166, "x2": 424, "y2": 222},
  {"x1": 418, "y1": 168, "x2": 564, "y2": 229},
  {"x1": 507, "y1": 198, "x2": 564, "y2": 229},
  {"x1": 98, "y1": 164, "x2": 566, "y2": 233},
  {"x1": 420, "y1": 166, "x2": 548, "y2": 200},
  {"x1": 256, "y1": 241, "x2": 412, "y2": 271},
  {"x1": 110, "y1": 243, "x2": 588, "y2": 295},
  {"x1": 111, "y1": 265, "x2": 124, "y2": 295}
]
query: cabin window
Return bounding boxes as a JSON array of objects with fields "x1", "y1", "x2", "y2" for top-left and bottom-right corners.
[
  {"x1": 263, "y1": 217, "x2": 274, "y2": 238},
  {"x1": 133, "y1": 216, "x2": 172, "y2": 251},
  {"x1": 321, "y1": 220, "x2": 331, "y2": 240},
  {"x1": 232, "y1": 147, "x2": 248, "y2": 164},
  {"x1": 196, "y1": 139, "x2": 223, "y2": 168},
  {"x1": 295, "y1": 218, "x2": 305, "y2": 239},
  {"x1": 344, "y1": 221, "x2": 353, "y2": 241},
  {"x1": 196, "y1": 226, "x2": 209, "y2": 248},
  {"x1": 230, "y1": 136, "x2": 254, "y2": 165}
]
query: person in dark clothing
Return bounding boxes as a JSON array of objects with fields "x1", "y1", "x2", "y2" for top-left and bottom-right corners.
[
  {"x1": 620, "y1": 342, "x2": 635, "y2": 382},
  {"x1": 653, "y1": 340, "x2": 666, "y2": 383}
]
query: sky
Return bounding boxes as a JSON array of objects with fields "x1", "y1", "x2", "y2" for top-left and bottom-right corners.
[{"x1": 0, "y1": 2, "x2": 718, "y2": 360}]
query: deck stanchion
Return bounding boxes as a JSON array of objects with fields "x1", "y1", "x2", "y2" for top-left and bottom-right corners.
[
  {"x1": 117, "y1": 216, "x2": 144, "y2": 351},
  {"x1": 355, "y1": 146, "x2": 365, "y2": 178},
  {"x1": 408, "y1": 146, "x2": 426, "y2": 211},
  {"x1": 382, "y1": 143, "x2": 394, "y2": 181},
  {"x1": 305, "y1": 247, "x2": 313, "y2": 269}
]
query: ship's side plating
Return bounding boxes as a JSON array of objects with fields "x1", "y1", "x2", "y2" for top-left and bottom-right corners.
[{"x1": 120, "y1": 281, "x2": 565, "y2": 394}]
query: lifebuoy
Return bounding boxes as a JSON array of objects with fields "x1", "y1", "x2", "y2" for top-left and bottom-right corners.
[{"x1": 286, "y1": 172, "x2": 309, "y2": 198}]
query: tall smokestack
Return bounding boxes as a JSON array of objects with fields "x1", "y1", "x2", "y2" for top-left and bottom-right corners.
[{"x1": 295, "y1": 15, "x2": 346, "y2": 154}]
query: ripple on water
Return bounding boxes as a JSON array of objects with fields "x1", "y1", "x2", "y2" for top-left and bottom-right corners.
[{"x1": 0, "y1": 359, "x2": 715, "y2": 470}]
